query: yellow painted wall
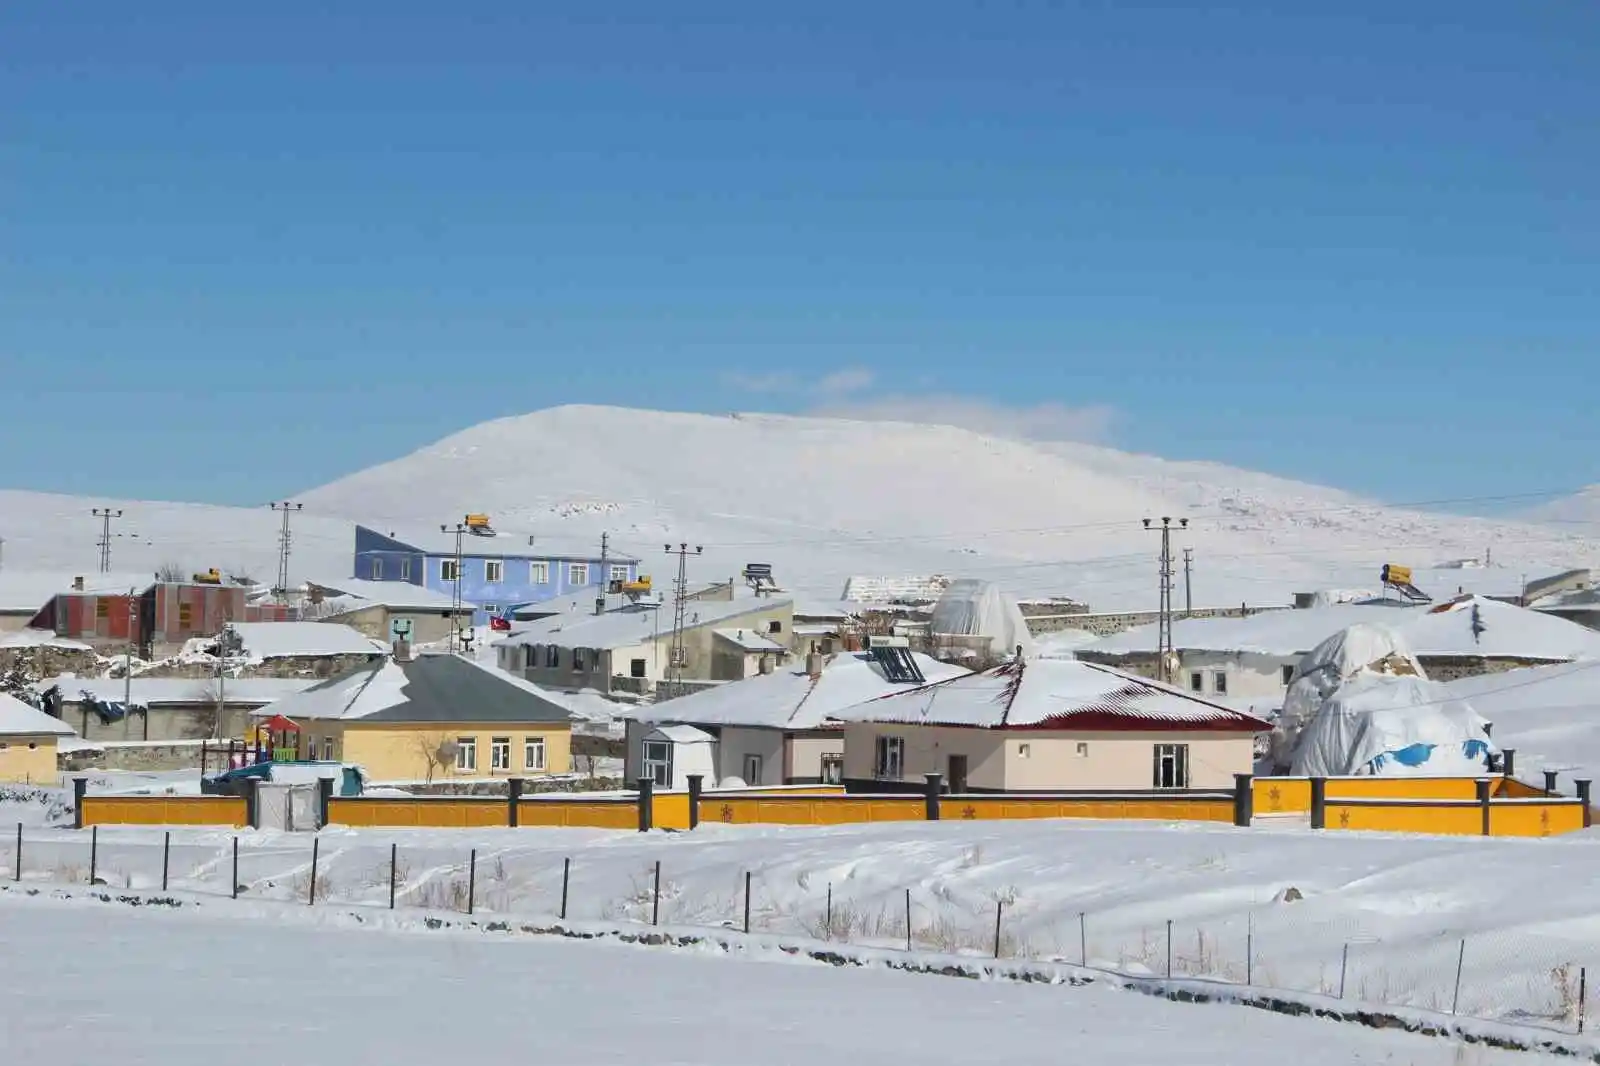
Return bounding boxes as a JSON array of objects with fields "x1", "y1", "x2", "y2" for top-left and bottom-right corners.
[
  {"x1": 81, "y1": 796, "x2": 247, "y2": 827},
  {"x1": 1253, "y1": 777, "x2": 1312, "y2": 814},
  {"x1": 1253, "y1": 776, "x2": 1503, "y2": 815},
  {"x1": 0, "y1": 735, "x2": 59, "y2": 785},
  {"x1": 1490, "y1": 801, "x2": 1585, "y2": 837},
  {"x1": 1325, "y1": 801, "x2": 1483, "y2": 834},
  {"x1": 948, "y1": 796, "x2": 1234, "y2": 823},
  {"x1": 314, "y1": 721, "x2": 572, "y2": 783},
  {"x1": 518, "y1": 799, "x2": 637, "y2": 829},
  {"x1": 327, "y1": 797, "x2": 507, "y2": 828},
  {"x1": 702, "y1": 795, "x2": 926, "y2": 825},
  {"x1": 704, "y1": 784, "x2": 847, "y2": 797}
]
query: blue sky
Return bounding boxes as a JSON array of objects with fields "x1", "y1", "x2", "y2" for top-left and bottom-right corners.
[{"x1": 1, "y1": 1, "x2": 1595, "y2": 507}]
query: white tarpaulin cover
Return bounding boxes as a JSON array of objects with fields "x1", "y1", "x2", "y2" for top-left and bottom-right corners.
[
  {"x1": 1271, "y1": 623, "x2": 1424, "y2": 771},
  {"x1": 928, "y1": 580, "x2": 1035, "y2": 659},
  {"x1": 1289, "y1": 672, "x2": 1496, "y2": 777}
]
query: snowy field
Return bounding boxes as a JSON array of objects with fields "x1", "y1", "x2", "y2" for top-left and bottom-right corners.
[
  {"x1": 1, "y1": 890, "x2": 1568, "y2": 1066},
  {"x1": 6, "y1": 816, "x2": 1600, "y2": 1039}
]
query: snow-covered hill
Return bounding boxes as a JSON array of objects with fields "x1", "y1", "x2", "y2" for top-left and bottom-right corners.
[
  {"x1": 1525, "y1": 485, "x2": 1600, "y2": 532},
  {"x1": 1, "y1": 405, "x2": 1595, "y2": 610}
]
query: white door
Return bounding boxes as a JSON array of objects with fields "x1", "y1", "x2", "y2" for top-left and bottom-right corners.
[
  {"x1": 743, "y1": 754, "x2": 763, "y2": 785},
  {"x1": 287, "y1": 785, "x2": 321, "y2": 831},
  {"x1": 257, "y1": 783, "x2": 291, "y2": 830}
]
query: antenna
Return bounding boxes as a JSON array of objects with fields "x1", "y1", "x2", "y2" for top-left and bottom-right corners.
[
  {"x1": 664, "y1": 542, "x2": 703, "y2": 684},
  {"x1": 270, "y1": 502, "x2": 303, "y2": 605},
  {"x1": 92, "y1": 508, "x2": 124, "y2": 572}
]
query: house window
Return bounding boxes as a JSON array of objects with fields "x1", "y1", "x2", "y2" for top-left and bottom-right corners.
[
  {"x1": 570, "y1": 563, "x2": 590, "y2": 586},
  {"x1": 529, "y1": 561, "x2": 549, "y2": 584},
  {"x1": 96, "y1": 600, "x2": 110, "y2": 619},
  {"x1": 768, "y1": 620, "x2": 782, "y2": 634},
  {"x1": 572, "y1": 648, "x2": 587, "y2": 672},
  {"x1": 178, "y1": 603, "x2": 193, "y2": 628},
  {"x1": 1075, "y1": 742, "x2": 1089, "y2": 757},
  {"x1": 372, "y1": 558, "x2": 384, "y2": 581},
  {"x1": 874, "y1": 736, "x2": 905, "y2": 779},
  {"x1": 743, "y1": 754, "x2": 763, "y2": 784},
  {"x1": 481, "y1": 604, "x2": 498, "y2": 617},
  {"x1": 1153, "y1": 743, "x2": 1189, "y2": 789},
  {"x1": 441, "y1": 559, "x2": 460, "y2": 582},
  {"x1": 491, "y1": 737, "x2": 511, "y2": 771},
  {"x1": 1281, "y1": 664, "x2": 1295, "y2": 686},
  {"x1": 524, "y1": 736, "x2": 547, "y2": 771},
  {"x1": 630, "y1": 658, "x2": 647, "y2": 678},
  {"x1": 455, "y1": 737, "x2": 477, "y2": 772},
  {"x1": 609, "y1": 564, "x2": 630, "y2": 583},
  {"x1": 643, "y1": 740, "x2": 672, "y2": 787},
  {"x1": 544, "y1": 645, "x2": 559, "y2": 668},
  {"x1": 1017, "y1": 742, "x2": 1032, "y2": 758},
  {"x1": 1188, "y1": 672, "x2": 1203, "y2": 693},
  {"x1": 484, "y1": 560, "x2": 503, "y2": 583},
  {"x1": 820, "y1": 754, "x2": 843, "y2": 784},
  {"x1": 399, "y1": 557, "x2": 412, "y2": 582},
  {"x1": 1213, "y1": 671, "x2": 1228, "y2": 695},
  {"x1": 322, "y1": 738, "x2": 334, "y2": 761}
]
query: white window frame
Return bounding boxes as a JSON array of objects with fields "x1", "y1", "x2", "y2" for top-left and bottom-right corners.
[
  {"x1": 630, "y1": 657, "x2": 647, "y2": 678},
  {"x1": 530, "y1": 561, "x2": 550, "y2": 584},
  {"x1": 322, "y1": 737, "x2": 334, "y2": 761},
  {"x1": 440, "y1": 559, "x2": 460, "y2": 582},
  {"x1": 490, "y1": 736, "x2": 511, "y2": 771},
  {"x1": 544, "y1": 645, "x2": 559, "y2": 668},
  {"x1": 874, "y1": 735, "x2": 905, "y2": 779},
  {"x1": 1153, "y1": 743, "x2": 1189, "y2": 789},
  {"x1": 572, "y1": 648, "x2": 587, "y2": 672},
  {"x1": 484, "y1": 559, "x2": 504, "y2": 583},
  {"x1": 820, "y1": 754, "x2": 843, "y2": 785},
  {"x1": 608, "y1": 564, "x2": 630, "y2": 583},
  {"x1": 1212, "y1": 670, "x2": 1228, "y2": 695},
  {"x1": 455, "y1": 736, "x2": 477, "y2": 772},
  {"x1": 482, "y1": 603, "x2": 498, "y2": 614},
  {"x1": 643, "y1": 740, "x2": 672, "y2": 788},
  {"x1": 570, "y1": 563, "x2": 590, "y2": 586},
  {"x1": 371, "y1": 558, "x2": 383, "y2": 581},
  {"x1": 1189, "y1": 671, "x2": 1203, "y2": 693},
  {"x1": 399, "y1": 557, "x2": 412, "y2": 582},
  {"x1": 524, "y1": 736, "x2": 547, "y2": 771}
]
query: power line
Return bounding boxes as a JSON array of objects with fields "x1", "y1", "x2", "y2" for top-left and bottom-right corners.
[{"x1": 91, "y1": 508, "x2": 123, "y2": 573}]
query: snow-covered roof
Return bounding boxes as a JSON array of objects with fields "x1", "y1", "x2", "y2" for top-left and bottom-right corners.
[
  {"x1": 33, "y1": 676, "x2": 317, "y2": 706},
  {"x1": 633, "y1": 651, "x2": 971, "y2": 731},
  {"x1": 833, "y1": 657, "x2": 1271, "y2": 732},
  {"x1": 309, "y1": 579, "x2": 467, "y2": 612},
  {"x1": 254, "y1": 654, "x2": 578, "y2": 724},
  {"x1": 227, "y1": 622, "x2": 386, "y2": 660},
  {"x1": 359, "y1": 524, "x2": 640, "y2": 562},
  {"x1": 0, "y1": 571, "x2": 152, "y2": 613},
  {"x1": 840, "y1": 576, "x2": 952, "y2": 603},
  {"x1": 0, "y1": 692, "x2": 74, "y2": 737},
  {"x1": 496, "y1": 598, "x2": 793, "y2": 652},
  {"x1": 648, "y1": 724, "x2": 716, "y2": 744},
  {"x1": 1085, "y1": 597, "x2": 1600, "y2": 663},
  {"x1": 713, "y1": 628, "x2": 787, "y2": 652},
  {"x1": 0, "y1": 628, "x2": 94, "y2": 652}
]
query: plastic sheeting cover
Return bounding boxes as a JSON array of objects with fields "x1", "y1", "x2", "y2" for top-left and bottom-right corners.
[
  {"x1": 1289, "y1": 672, "x2": 1496, "y2": 777},
  {"x1": 1271, "y1": 623, "x2": 1424, "y2": 771},
  {"x1": 928, "y1": 580, "x2": 1035, "y2": 659}
]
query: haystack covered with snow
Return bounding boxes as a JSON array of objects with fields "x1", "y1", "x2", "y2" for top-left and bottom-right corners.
[{"x1": 927, "y1": 579, "x2": 1034, "y2": 662}]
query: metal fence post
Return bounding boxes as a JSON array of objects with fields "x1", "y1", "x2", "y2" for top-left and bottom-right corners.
[
  {"x1": 1166, "y1": 919, "x2": 1173, "y2": 978},
  {"x1": 467, "y1": 849, "x2": 477, "y2": 915},
  {"x1": 89, "y1": 825, "x2": 98, "y2": 885},
  {"x1": 560, "y1": 857, "x2": 570, "y2": 920},
  {"x1": 1451, "y1": 939, "x2": 1465, "y2": 1015},
  {"x1": 389, "y1": 843, "x2": 397, "y2": 910},
  {"x1": 993, "y1": 900, "x2": 1004, "y2": 959},
  {"x1": 161, "y1": 831, "x2": 170, "y2": 891},
  {"x1": 1339, "y1": 942, "x2": 1349, "y2": 998},
  {"x1": 906, "y1": 889, "x2": 913, "y2": 952},
  {"x1": 231, "y1": 837, "x2": 239, "y2": 899},
  {"x1": 1246, "y1": 913, "x2": 1254, "y2": 986},
  {"x1": 13, "y1": 823, "x2": 20, "y2": 883},
  {"x1": 1079, "y1": 911, "x2": 1087, "y2": 967},
  {"x1": 826, "y1": 882, "x2": 833, "y2": 938},
  {"x1": 651, "y1": 860, "x2": 661, "y2": 926},
  {"x1": 743, "y1": 871, "x2": 751, "y2": 934},
  {"x1": 1580, "y1": 966, "x2": 1588, "y2": 1033},
  {"x1": 308, "y1": 837, "x2": 319, "y2": 905}
]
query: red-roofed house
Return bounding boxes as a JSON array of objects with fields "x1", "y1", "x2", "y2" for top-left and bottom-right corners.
[{"x1": 832, "y1": 657, "x2": 1270, "y2": 793}]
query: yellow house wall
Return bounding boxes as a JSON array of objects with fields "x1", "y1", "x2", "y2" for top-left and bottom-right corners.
[
  {"x1": 312, "y1": 720, "x2": 572, "y2": 782},
  {"x1": 0, "y1": 735, "x2": 59, "y2": 785}
]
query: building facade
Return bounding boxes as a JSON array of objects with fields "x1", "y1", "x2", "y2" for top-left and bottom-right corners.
[{"x1": 353, "y1": 525, "x2": 641, "y2": 626}]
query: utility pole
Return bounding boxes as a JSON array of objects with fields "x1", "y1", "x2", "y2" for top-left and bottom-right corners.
[
  {"x1": 1143, "y1": 517, "x2": 1187, "y2": 685},
  {"x1": 664, "y1": 542, "x2": 703, "y2": 684},
  {"x1": 124, "y1": 588, "x2": 137, "y2": 714},
  {"x1": 92, "y1": 508, "x2": 123, "y2": 573},
  {"x1": 595, "y1": 532, "x2": 610, "y2": 616},
  {"x1": 441, "y1": 519, "x2": 469, "y2": 655},
  {"x1": 270, "y1": 502, "x2": 303, "y2": 605},
  {"x1": 1182, "y1": 548, "x2": 1194, "y2": 618}
]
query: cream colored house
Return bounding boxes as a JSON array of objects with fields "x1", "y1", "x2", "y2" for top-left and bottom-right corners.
[
  {"x1": 306, "y1": 579, "x2": 476, "y2": 646},
  {"x1": 495, "y1": 597, "x2": 794, "y2": 696},
  {"x1": 249, "y1": 652, "x2": 577, "y2": 783},
  {"x1": 833, "y1": 656, "x2": 1269, "y2": 793},
  {"x1": 0, "y1": 691, "x2": 72, "y2": 785}
]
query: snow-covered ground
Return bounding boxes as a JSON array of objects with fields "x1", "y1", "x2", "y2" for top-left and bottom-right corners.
[
  {"x1": 1, "y1": 407, "x2": 1594, "y2": 612},
  {"x1": 1, "y1": 890, "x2": 1566, "y2": 1066},
  {"x1": 6, "y1": 817, "x2": 1600, "y2": 1038}
]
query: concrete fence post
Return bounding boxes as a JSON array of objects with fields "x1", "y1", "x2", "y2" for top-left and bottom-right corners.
[
  {"x1": 244, "y1": 777, "x2": 261, "y2": 830},
  {"x1": 1476, "y1": 778, "x2": 1492, "y2": 836},
  {"x1": 72, "y1": 777, "x2": 87, "y2": 830},
  {"x1": 1502, "y1": 749, "x2": 1516, "y2": 778},
  {"x1": 1544, "y1": 770, "x2": 1560, "y2": 795},
  {"x1": 1578, "y1": 780, "x2": 1593, "y2": 829},
  {"x1": 1309, "y1": 777, "x2": 1326, "y2": 830},
  {"x1": 923, "y1": 773, "x2": 944, "y2": 821},
  {"x1": 687, "y1": 775, "x2": 703, "y2": 830},
  {"x1": 636, "y1": 777, "x2": 654, "y2": 833},
  {"x1": 1232, "y1": 773, "x2": 1254, "y2": 828},
  {"x1": 507, "y1": 777, "x2": 523, "y2": 828},
  {"x1": 316, "y1": 776, "x2": 333, "y2": 829}
]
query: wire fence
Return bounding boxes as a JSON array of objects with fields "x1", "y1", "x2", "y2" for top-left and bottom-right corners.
[{"x1": 3, "y1": 824, "x2": 1590, "y2": 1037}]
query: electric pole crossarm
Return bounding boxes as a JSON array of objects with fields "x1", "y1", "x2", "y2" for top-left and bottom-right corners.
[
  {"x1": 1142, "y1": 517, "x2": 1188, "y2": 685},
  {"x1": 270, "y1": 502, "x2": 303, "y2": 606},
  {"x1": 663, "y1": 542, "x2": 703, "y2": 685}
]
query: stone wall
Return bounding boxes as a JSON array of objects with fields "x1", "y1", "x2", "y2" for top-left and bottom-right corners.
[
  {"x1": 137, "y1": 653, "x2": 380, "y2": 680},
  {"x1": 0, "y1": 645, "x2": 103, "y2": 679},
  {"x1": 58, "y1": 741, "x2": 208, "y2": 773},
  {"x1": 1029, "y1": 604, "x2": 1293, "y2": 638}
]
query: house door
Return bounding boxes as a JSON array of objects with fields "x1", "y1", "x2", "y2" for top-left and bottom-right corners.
[
  {"x1": 743, "y1": 754, "x2": 763, "y2": 786},
  {"x1": 947, "y1": 755, "x2": 969, "y2": 794}
]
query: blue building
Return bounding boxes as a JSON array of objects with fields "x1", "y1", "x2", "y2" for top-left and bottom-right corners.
[{"x1": 353, "y1": 524, "x2": 642, "y2": 626}]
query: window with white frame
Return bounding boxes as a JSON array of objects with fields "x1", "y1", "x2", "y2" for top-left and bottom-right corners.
[
  {"x1": 642, "y1": 740, "x2": 672, "y2": 787},
  {"x1": 440, "y1": 559, "x2": 460, "y2": 582},
  {"x1": 1212, "y1": 670, "x2": 1228, "y2": 695},
  {"x1": 572, "y1": 648, "x2": 587, "y2": 672},
  {"x1": 322, "y1": 737, "x2": 334, "y2": 761},
  {"x1": 1189, "y1": 671, "x2": 1203, "y2": 693},
  {"x1": 371, "y1": 558, "x2": 384, "y2": 580},
  {"x1": 743, "y1": 754, "x2": 763, "y2": 784},
  {"x1": 570, "y1": 563, "x2": 590, "y2": 586},
  {"x1": 544, "y1": 645, "x2": 559, "y2": 668},
  {"x1": 530, "y1": 561, "x2": 550, "y2": 584},
  {"x1": 455, "y1": 737, "x2": 477, "y2": 772},
  {"x1": 524, "y1": 736, "x2": 547, "y2": 771},
  {"x1": 399, "y1": 557, "x2": 412, "y2": 582},
  {"x1": 482, "y1": 603, "x2": 498, "y2": 615},
  {"x1": 1153, "y1": 743, "x2": 1189, "y2": 789},
  {"x1": 874, "y1": 735, "x2": 905, "y2": 779},
  {"x1": 490, "y1": 736, "x2": 511, "y2": 771},
  {"x1": 609, "y1": 564, "x2": 630, "y2": 583},
  {"x1": 820, "y1": 754, "x2": 843, "y2": 784},
  {"x1": 484, "y1": 559, "x2": 504, "y2": 583}
]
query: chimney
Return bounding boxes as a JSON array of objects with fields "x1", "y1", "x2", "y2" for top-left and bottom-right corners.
[
  {"x1": 73, "y1": 576, "x2": 84, "y2": 591},
  {"x1": 805, "y1": 652, "x2": 824, "y2": 678},
  {"x1": 393, "y1": 639, "x2": 412, "y2": 663}
]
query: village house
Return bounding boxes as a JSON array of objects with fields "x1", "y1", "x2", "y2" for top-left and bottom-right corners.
[
  {"x1": 32, "y1": 675, "x2": 317, "y2": 742},
  {"x1": 1078, "y1": 595, "x2": 1600, "y2": 701},
  {"x1": 0, "y1": 571, "x2": 150, "y2": 635},
  {"x1": 624, "y1": 641, "x2": 968, "y2": 788},
  {"x1": 24, "y1": 575, "x2": 291, "y2": 658},
  {"x1": 351, "y1": 521, "x2": 641, "y2": 626},
  {"x1": 249, "y1": 652, "x2": 577, "y2": 783},
  {"x1": 832, "y1": 656, "x2": 1270, "y2": 793},
  {"x1": 0, "y1": 691, "x2": 72, "y2": 784},
  {"x1": 303, "y1": 578, "x2": 476, "y2": 645},
  {"x1": 217, "y1": 621, "x2": 385, "y2": 679},
  {"x1": 495, "y1": 596, "x2": 795, "y2": 697}
]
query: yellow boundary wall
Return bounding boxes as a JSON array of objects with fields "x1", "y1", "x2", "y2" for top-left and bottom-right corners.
[
  {"x1": 1323, "y1": 797, "x2": 1585, "y2": 837},
  {"x1": 1253, "y1": 775, "x2": 1544, "y2": 816},
  {"x1": 80, "y1": 795, "x2": 247, "y2": 828}
]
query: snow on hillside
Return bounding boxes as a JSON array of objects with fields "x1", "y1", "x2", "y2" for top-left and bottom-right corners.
[
  {"x1": 3, "y1": 407, "x2": 1596, "y2": 612},
  {"x1": 1526, "y1": 485, "x2": 1600, "y2": 532}
]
